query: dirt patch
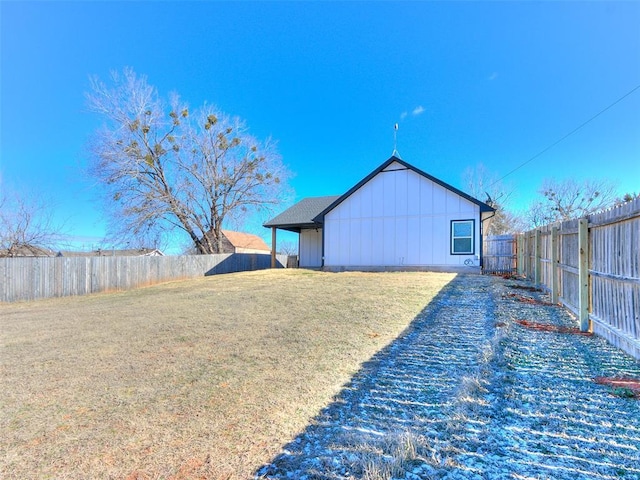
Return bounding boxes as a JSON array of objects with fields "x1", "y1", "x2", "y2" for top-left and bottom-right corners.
[
  {"x1": 515, "y1": 319, "x2": 593, "y2": 336},
  {"x1": 493, "y1": 273, "x2": 522, "y2": 281},
  {"x1": 593, "y1": 377, "x2": 640, "y2": 399},
  {"x1": 503, "y1": 293, "x2": 555, "y2": 306},
  {"x1": 0, "y1": 269, "x2": 454, "y2": 479},
  {"x1": 506, "y1": 284, "x2": 543, "y2": 293}
]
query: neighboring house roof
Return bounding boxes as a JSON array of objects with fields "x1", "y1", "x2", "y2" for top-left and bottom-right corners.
[
  {"x1": 313, "y1": 156, "x2": 495, "y2": 223},
  {"x1": 56, "y1": 248, "x2": 164, "y2": 257},
  {"x1": 0, "y1": 245, "x2": 56, "y2": 257},
  {"x1": 221, "y1": 230, "x2": 270, "y2": 252},
  {"x1": 263, "y1": 195, "x2": 341, "y2": 232}
]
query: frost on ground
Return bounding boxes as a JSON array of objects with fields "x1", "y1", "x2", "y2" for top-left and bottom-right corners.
[{"x1": 256, "y1": 274, "x2": 640, "y2": 480}]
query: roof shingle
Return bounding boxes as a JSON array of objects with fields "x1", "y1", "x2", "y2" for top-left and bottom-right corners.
[{"x1": 264, "y1": 196, "x2": 340, "y2": 232}]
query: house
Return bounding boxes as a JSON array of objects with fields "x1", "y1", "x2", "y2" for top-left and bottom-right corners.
[
  {"x1": 219, "y1": 230, "x2": 271, "y2": 254},
  {"x1": 189, "y1": 229, "x2": 271, "y2": 254},
  {"x1": 264, "y1": 156, "x2": 495, "y2": 271}
]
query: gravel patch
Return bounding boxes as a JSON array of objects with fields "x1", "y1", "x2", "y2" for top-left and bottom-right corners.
[{"x1": 256, "y1": 274, "x2": 640, "y2": 479}]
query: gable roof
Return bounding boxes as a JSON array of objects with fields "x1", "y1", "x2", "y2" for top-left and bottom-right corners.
[
  {"x1": 313, "y1": 156, "x2": 495, "y2": 223},
  {"x1": 263, "y1": 195, "x2": 341, "y2": 232},
  {"x1": 221, "y1": 230, "x2": 270, "y2": 251}
]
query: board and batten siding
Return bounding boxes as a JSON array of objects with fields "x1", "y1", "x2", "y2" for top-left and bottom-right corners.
[
  {"x1": 299, "y1": 228, "x2": 323, "y2": 268},
  {"x1": 323, "y1": 162, "x2": 481, "y2": 268}
]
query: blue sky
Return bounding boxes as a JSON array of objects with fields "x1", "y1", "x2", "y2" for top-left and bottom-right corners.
[{"x1": 1, "y1": 1, "x2": 639, "y2": 252}]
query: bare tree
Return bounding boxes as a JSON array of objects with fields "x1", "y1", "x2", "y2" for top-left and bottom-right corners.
[
  {"x1": 524, "y1": 200, "x2": 556, "y2": 229},
  {"x1": 535, "y1": 178, "x2": 618, "y2": 223},
  {"x1": 462, "y1": 164, "x2": 523, "y2": 234},
  {"x1": 616, "y1": 192, "x2": 639, "y2": 205},
  {"x1": 0, "y1": 189, "x2": 66, "y2": 257},
  {"x1": 277, "y1": 240, "x2": 298, "y2": 256},
  {"x1": 86, "y1": 68, "x2": 291, "y2": 254}
]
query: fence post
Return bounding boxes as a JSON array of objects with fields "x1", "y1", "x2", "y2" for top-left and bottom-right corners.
[
  {"x1": 578, "y1": 218, "x2": 590, "y2": 332},
  {"x1": 523, "y1": 231, "x2": 534, "y2": 280},
  {"x1": 516, "y1": 234, "x2": 524, "y2": 276},
  {"x1": 551, "y1": 226, "x2": 559, "y2": 304},
  {"x1": 534, "y1": 229, "x2": 541, "y2": 285}
]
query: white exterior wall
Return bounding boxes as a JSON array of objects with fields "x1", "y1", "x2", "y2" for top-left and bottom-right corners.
[
  {"x1": 323, "y1": 162, "x2": 480, "y2": 268},
  {"x1": 299, "y1": 228, "x2": 323, "y2": 268}
]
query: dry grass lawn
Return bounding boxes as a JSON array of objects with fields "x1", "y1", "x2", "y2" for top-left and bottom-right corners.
[{"x1": 1, "y1": 269, "x2": 454, "y2": 479}]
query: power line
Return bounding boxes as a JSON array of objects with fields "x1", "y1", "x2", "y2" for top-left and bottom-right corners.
[{"x1": 492, "y1": 83, "x2": 640, "y2": 187}]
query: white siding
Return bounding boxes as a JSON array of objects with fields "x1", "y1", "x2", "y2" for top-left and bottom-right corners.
[
  {"x1": 299, "y1": 228, "x2": 322, "y2": 268},
  {"x1": 323, "y1": 162, "x2": 481, "y2": 268}
]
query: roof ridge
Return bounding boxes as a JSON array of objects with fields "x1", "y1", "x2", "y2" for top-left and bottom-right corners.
[{"x1": 313, "y1": 157, "x2": 494, "y2": 222}]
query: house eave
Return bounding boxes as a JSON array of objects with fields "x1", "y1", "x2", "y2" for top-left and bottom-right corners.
[{"x1": 262, "y1": 222, "x2": 323, "y2": 233}]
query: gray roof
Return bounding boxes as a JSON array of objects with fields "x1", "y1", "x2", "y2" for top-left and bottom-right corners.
[{"x1": 264, "y1": 196, "x2": 340, "y2": 232}]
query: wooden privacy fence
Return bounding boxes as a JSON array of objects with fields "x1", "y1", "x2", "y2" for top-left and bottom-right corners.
[
  {"x1": 517, "y1": 197, "x2": 640, "y2": 360},
  {"x1": 0, "y1": 253, "x2": 287, "y2": 303},
  {"x1": 483, "y1": 235, "x2": 517, "y2": 274}
]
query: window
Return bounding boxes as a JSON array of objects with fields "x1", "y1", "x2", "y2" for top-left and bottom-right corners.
[{"x1": 451, "y1": 220, "x2": 475, "y2": 255}]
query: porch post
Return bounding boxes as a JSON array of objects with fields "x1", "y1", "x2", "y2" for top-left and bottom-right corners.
[{"x1": 271, "y1": 227, "x2": 277, "y2": 268}]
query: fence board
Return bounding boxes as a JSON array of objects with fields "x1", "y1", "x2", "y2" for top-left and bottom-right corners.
[
  {"x1": 517, "y1": 196, "x2": 640, "y2": 359},
  {"x1": 483, "y1": 235, "x2": 517, "y2": 274},
  {"x1": 0, "y1": 253, "x2": 287, "y2": 303}
]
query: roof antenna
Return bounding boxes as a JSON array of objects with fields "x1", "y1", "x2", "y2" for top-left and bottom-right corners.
[{"x1": 391, "y1": 123, "x2": 401, "y2": 158}]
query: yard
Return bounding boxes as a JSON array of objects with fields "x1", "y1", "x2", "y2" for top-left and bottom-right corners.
[
  {"x1": 2, "y1": 270, "x2": 640, "y2": 479},
  {"x1": 0, "y1": 270, "x2": 455, "y2": 479}
]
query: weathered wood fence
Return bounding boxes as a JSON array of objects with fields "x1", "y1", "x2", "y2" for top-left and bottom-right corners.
[
  {"x1": 0, "y1": 253, "x2": 287, "y2": 303},
  {"x1": 517, "y1": 196, "x2": 640, "y2": 360},
  {"x1": 483, "y1": 235, "x2": 517, "y2": 274}
]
